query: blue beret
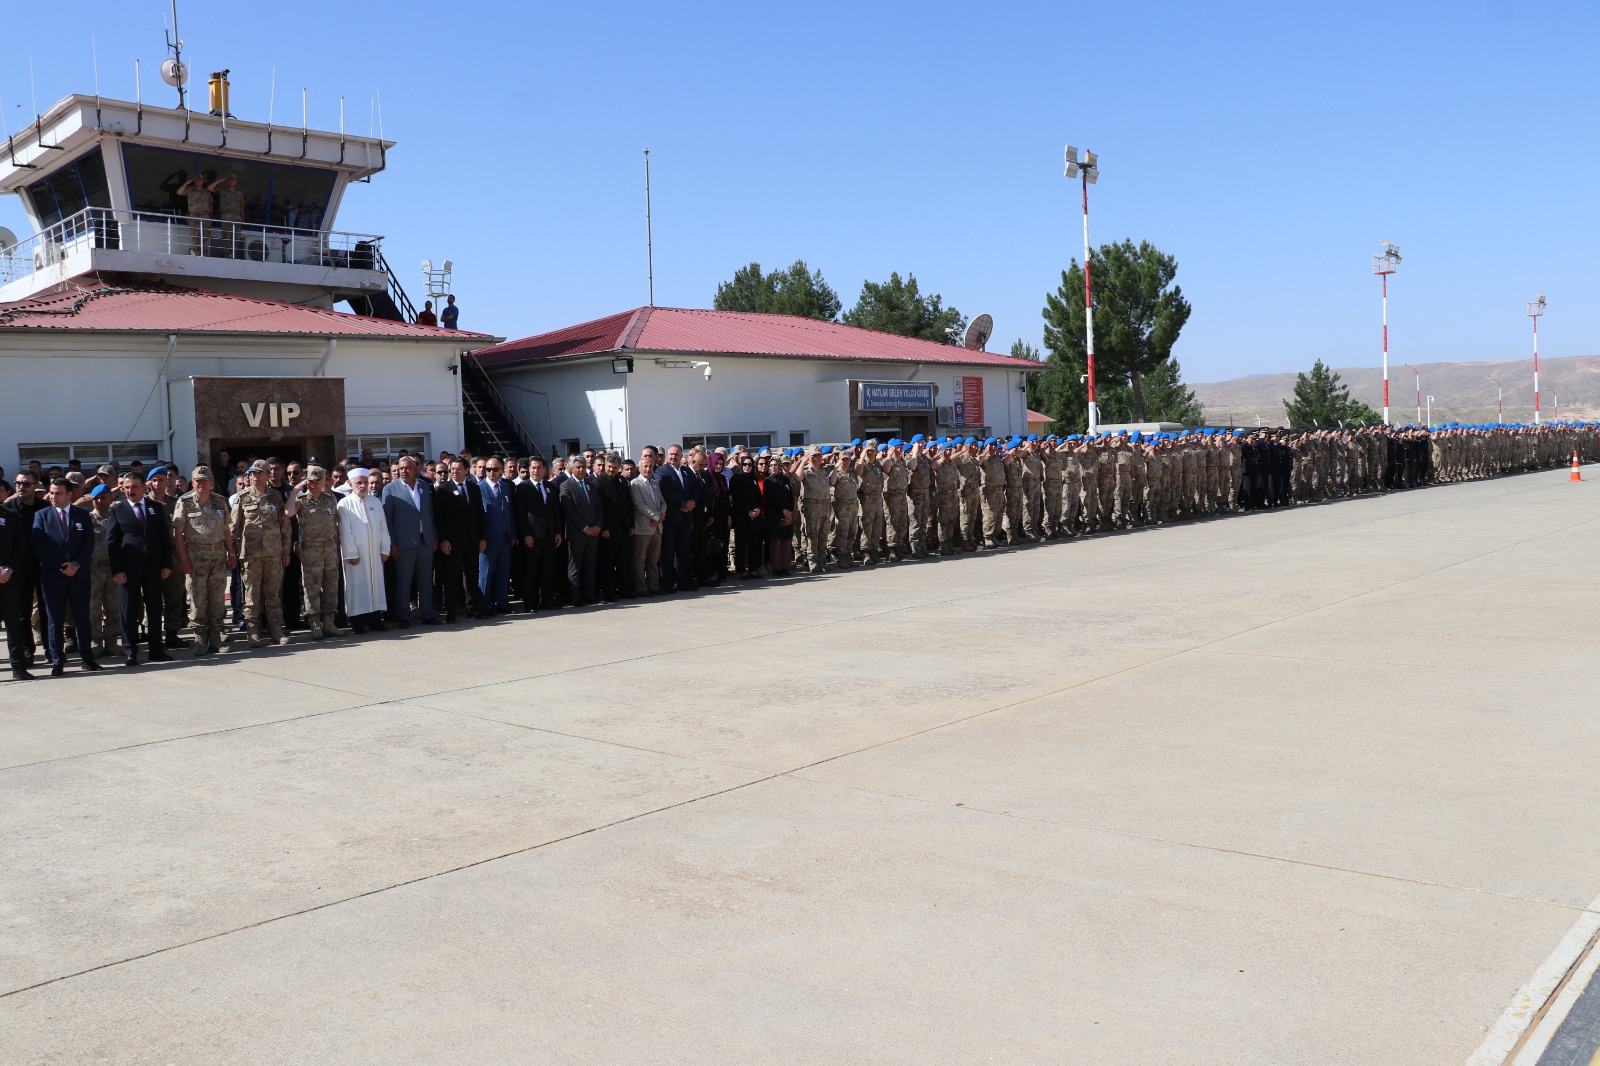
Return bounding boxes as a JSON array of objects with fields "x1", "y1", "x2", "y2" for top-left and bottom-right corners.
[
  {"x1": 850, "y1": 438, "x2": 862, "y2": 446},
  {"x1": 89, "y1": 484, "x2": 107, "y2": 498},
  {"x1": 1130, "y1": 431, "x2": 1142, "y2": 442},
  {"x1": 1027, "y1": 434, "x2": 1041, "y2": 441},
  {"x1": 1233, "y1": 429, "x2": 1244, "y2": 435},
  {"x1": 820, "y1": 445, "x2": 834, "y2": 454},
  {"x1": 910, "y1": 434, "x2": 925, "y2": 443},
  {"x1": 964, "y1": 436, "x2": 977, "y2": 445}
]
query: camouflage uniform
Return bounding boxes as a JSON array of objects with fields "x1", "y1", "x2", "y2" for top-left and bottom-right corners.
[
  {"x1": 934, "y1": 455, "x2": 963, "y2": 555},
  {"x1": 1041, "y1": 445, "x2": 1064, "y2": 538},
  {"x1": 172, "y1": 487, "x2": 231, "y2": 654},
  {"x1": 1020, "y1": 447, "x2": 1045, "y2": 540},
  {"x1": 829, "y1": 463, "x2": 861, "y2": 566},
  {"x1": 857, "y1": 457, "x2": 886, "y2": 563},
  {"x1": 159, "y1": 489, "x2": 189, "y2": 642},
  {"x1": 955, "y1": 450, "x2": 982, "y2": 550},
  {"x1": 907, "y1": 451, "x2": 933, "y2": 557},
  {"x1": 84, "y1": 506, "x2": 115, "y2": 656},
  {"x1": 1062, "y1": 449, "x2": 1083, "y2": 534},
  {"x1": 230, "y1": 484, "x2": 290, "y2": 647},
  {"x1": 883, "y1": 452, "x2": 911, "y2": 560},
  {"x1": 295, "y1": 485, "x2": 342, "y2": 638},
  {"x1": 1112, "y1": 447, "x2": 1134, "y2": 528},
  {"x1": 799, "y1": 463, "x2": 834, "y2": 574},
  {"x1": 979, "y1": 451, "x2": 1008, "y2": 548}
]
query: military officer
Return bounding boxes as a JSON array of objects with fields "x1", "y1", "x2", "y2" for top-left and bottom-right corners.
[
  {"x1": 228, "y1": 459, "x2": 294, "y2": 648},
  {"x1": 171, "y1": 465, "x2": 234, "y2": 656},
  {"x1": 292, "y1": 466, "x2": 342, "y2": 639}
]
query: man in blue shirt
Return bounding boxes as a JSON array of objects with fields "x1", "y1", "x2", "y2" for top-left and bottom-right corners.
[{"x1": 440, "y1": 295, "x2": 459, "y2": 330}]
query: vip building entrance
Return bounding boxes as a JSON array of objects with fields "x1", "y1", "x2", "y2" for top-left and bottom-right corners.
[{"x1": 178, "y1": 375, "x2": 346, "y2": 472}]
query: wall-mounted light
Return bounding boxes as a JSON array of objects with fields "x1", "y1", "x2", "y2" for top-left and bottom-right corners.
[{"x1": 612, "y1": 357, "x2": 634, "y2": 374}]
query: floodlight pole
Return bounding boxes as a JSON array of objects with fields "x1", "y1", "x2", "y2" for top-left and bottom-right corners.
[
  {"x1": 1487, "y1": 377, "x2": 1502, "y2": 423},
  {"x1": 1553, "y1": 391, "x2": 1559, "y2": 420},
  {"x1": 1080, "y1": 165, "x2": 1097, "y2": 435},
  {"x1": 1425, "y1": 395, "x2": 1433, "y2": 428},
  {"x1": 1372, "y1": 244, "x2": 1401, "y2": 426},
  {"x1": 1527, "y1": 295, "x2": 1545, "y2": 424},
  {"x1": 1403, "y1": 363, "x2": 1420, "y2": 425}
]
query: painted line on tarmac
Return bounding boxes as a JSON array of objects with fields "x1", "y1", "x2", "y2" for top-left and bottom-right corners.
[
  {"x1": 1467, "y1": 898, "x2": 1600, "y2": 1065},
  {"x1": 1516, "y1": 926, "x2": 1600, "y2": 1065}
]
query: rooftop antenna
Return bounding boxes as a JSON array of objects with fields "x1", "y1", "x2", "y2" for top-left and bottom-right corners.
[
  {"x1": 29, "y1": 56, "x2": 38, "y2": 118},
  {"x1": 644, "y1": 147, "x2": 655, "y2": 307},
  {"x1": 963, "y1": 313, "x2": 994, "y2": 352},
  {"x1": 92, "y1": 36, "x2": 102, "y2": 129},
  {"x1": 161, "y1": 0, "x2": 188, "y2": 110}
]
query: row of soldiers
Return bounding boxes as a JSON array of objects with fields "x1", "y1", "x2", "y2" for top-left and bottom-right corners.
[{"x1": 767, "y1": 422, "x2": 1600, "y2": 571}]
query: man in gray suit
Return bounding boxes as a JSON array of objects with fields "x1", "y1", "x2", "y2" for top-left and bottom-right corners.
[
  {"x1": 381, "y1": 456, "x2": 440, "y2": 627},
  {"x1": 558, "y1": 454, "x2": 604, "y2": 606}
]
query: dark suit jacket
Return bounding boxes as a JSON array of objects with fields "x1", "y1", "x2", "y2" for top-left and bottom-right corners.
[
  {"x1": 107, "y1": 496, "x2": 172, "y2": 582},
  {"x1": 513, "y1": 478, "x2": 562, "y2": 545},
  {"x1": 381, "y1": 479, "x2": 438, "y2": 551},
  {"x1": 477, "y1": 476, "x2": 516, "y2": 545},
  {"x1": 558, "y1": 475, "x2": 603, "y2": 541},
  {"x1": 593, "y1": 474, "x2": 631, "y2": 535},
  {"x1": 435, "y1": 478, "x2": 482, "y2": 549},
  {"x1": 656, "y1": 464, "x2": 696, "y2": 525},
  {"x1": 0, "y1": 500, "x2": 32, "y2": 576},
  {"x1": 30, "y1": 504, "x2": 94, "y2": 573},
  {"x1": 730, "y1": 472, "x2": 764, "y2": 521}
]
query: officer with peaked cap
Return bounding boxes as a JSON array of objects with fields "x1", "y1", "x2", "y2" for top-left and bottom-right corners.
[{"x1": 170, "y1": 465, "x2": 234, "y2": 655}]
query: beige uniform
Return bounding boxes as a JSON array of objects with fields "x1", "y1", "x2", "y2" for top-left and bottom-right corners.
[
  {"x1": 883, "y1": 456, "x2": 910, "y2": 558},
  {"x1": 229, "y1": 486, "x2": 290, "y2": 643},
  {"x1": 799, "y1": 467, "x2": 834, "y2": 573},
  {"x1": 934, "y1": 457, "x2": 962, "y2": 554},
  {"x1": 830, "y1": 467, "x2": 862, "y2": 565},
  {"x1": 295, "y1": 489, "x2": 341, "y2": 635},
  {"x1": 907, "y1": 454, "x2": 933, "y2": 556},
  {"x1": 857, "y1": 461, "x2": 886, "y2": 562},
  {"x1": 171, "y1": 490, "x2": 231, "y2": 649}
]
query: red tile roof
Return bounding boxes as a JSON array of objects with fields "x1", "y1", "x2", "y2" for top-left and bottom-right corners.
[
  {"x1": 0, "y1": 279, "x2": 493, "y2": 340},
  {"x1": 1027, "y1": 409, "x2": 1051, "y2": 421},
  {"x1": 470, "y1": 307, "x2": 1043, "y2": 370}
]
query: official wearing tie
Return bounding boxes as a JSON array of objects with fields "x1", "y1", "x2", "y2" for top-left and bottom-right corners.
[
  {"x1": 476, "y1": 459, "x2": 515, "y2": 613},
  {"x1": 30, "y1": 478, "x2": 102, "y2": 676},
  {"x1": 512, "y1": 456, "x2": 561, "y2": 610},
  {"x1": 106, "y1": 470, "x2": 175, "y2": 666},
  {"x1": 558, "y1": 456, "x2": 603, "y2": 605}
]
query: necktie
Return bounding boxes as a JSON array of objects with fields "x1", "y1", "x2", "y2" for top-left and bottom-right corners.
[{"x1": 59, "y1": 508, "x2": 68, "y2": 535}]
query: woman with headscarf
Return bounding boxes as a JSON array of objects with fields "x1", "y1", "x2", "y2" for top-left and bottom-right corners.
[
  {"x1": 763, "y1": 454, "x2": 797, "y2": 576},
  {"x1": 701, "y1": 450, "x2": 731, "y2": 586},
  {"x1": 338, "y1": 469, "x2": 392, "y2": 633}
]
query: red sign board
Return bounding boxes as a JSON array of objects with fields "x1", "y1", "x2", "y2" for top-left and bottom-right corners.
[{"x1": 961, "y1": 376, "x2": 984, "y2": 427}]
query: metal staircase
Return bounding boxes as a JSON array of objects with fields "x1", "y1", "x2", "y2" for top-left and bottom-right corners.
[{"x1": 461, "y1": 355, "x2": 543, "y2": 460}]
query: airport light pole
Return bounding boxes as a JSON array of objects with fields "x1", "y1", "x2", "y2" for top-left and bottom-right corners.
[
  {"x1": 1527, "y1": 294, "x2": 1546, "y2": 424},
  {"x1": 1064, "y1": 145, "x2": 1100, "y2": 435},
  {"x1": 1372, "y1": 241, "x2": 1402, "y2": 426},
  {"x1": 1425, "y1": 395, "x2": 1433, "y2": 428},
  {"x1": 1403, "y1": 363, "x2": 1421, "y2": 425},
  {"x1": 1552, "y1": 391, "x2": 1559, "y2": 421},
  {"x1": 1486, "y1": 377, "x2": 1503, "y2": 423}
]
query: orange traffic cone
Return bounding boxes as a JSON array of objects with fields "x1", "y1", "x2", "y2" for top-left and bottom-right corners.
[{"x1": 1570, "y1": 450, "x2": 1583, "y2": 482}]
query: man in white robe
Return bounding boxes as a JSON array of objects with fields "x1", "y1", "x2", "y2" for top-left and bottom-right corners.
[{"x1": 338, "y1": 470, "x2": 391, "y2": 633}]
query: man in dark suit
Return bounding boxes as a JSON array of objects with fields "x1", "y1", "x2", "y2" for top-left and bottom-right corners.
[
  {"x1": 30, "y1": 478, "x2": 103, "y2": 676},
  {"x1": 655, "y1": 444, "x2": 699, "y2": 593},
  {"x1": 512, "y1": 455, "x2": 562, "y2": 610},
  {"x1": 2, "y1": 471, "x2": 48, "y2": 668},
  {"x1": 434, "y1": 457, "x2": 483, "y2": 621},
  {"x1": 559, "y1": 455, "x2": 603, "y2": 605},
  {"x1": 592, "y1": 453, "x2": 633, "y2": 600},
  {"x1": 476, "y1": 458, "x2": 516, "y2": 613},
  {"x1": 0, "y1": 473, "x2": 38, "y2": 680},
  {"x1": 380, "y1": 456, "x2": 440, "y2": 627},
  {"x1": 106, "y1": 470, "x2": 175, "y2": 666}
]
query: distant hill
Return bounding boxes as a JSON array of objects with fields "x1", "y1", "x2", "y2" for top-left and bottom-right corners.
[{"x1": 1191, "y1": 354, "x2": 1600, "y2": 428}]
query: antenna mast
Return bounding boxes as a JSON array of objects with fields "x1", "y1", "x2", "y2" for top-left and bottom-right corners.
[
  {"x1": 166, "y1": 0, "x2": 186, "y2": 109},
  {"x1": 644, "y1": 148, "x2": 655, "y2": 307}
]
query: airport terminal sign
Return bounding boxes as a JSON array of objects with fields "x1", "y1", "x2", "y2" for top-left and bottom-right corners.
[{"x1": 858, "y1": 381, "x2": 935, "y2": 412}]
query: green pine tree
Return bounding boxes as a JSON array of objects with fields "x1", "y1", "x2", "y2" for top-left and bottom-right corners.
[{"x1": 1283, "y1": 360, "x2": 1380, "y2": 429}]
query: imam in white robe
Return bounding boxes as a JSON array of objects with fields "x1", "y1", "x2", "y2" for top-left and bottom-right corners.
[{"x1": 338, "y1": 492, "x2": 391, "y2": 616}]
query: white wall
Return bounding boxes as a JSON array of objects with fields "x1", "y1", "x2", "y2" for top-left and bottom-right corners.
[
  {"x1": 0, "y1": 332, "x2": 466, "y2": 472},
  {"x1": 488, "y1": 353, "x2": 1033, "y2": 459}
]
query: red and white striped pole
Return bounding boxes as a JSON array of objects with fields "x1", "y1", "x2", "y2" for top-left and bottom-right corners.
[
  {"x1": 1373, "y1": 243, "x2": 1401, "y2": 426},
  {"x1": 1528, "y1": 294, "x2": 1546, "y2": 425},
  {"x1": 1082, "y1": 172, "x2": 1096, "y2": 435}
]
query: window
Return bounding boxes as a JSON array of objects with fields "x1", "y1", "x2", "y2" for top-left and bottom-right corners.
[
  {"x1": 24, "y1": 149, "x2": 111, "y2": 229},
  {"x1": 789, "y1": 431, "x2": 808, "y2": 446},
  {"x1": 561, "y1": 438, "x2": 581, "y2": 456},
  {"x1": 682, "y1": 432, "x2": 773, "y2": 451},
  {"x1": 349, "y1": 434, "x2": 428, "y2": 462},
  {"x1": 121, "y1": 143, "x2": 337, "y2": 229},
  {"x1": 18, "y1": 440, "x2": 160, "y2": 469}
]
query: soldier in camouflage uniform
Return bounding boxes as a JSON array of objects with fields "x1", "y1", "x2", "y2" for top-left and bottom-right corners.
[
  {"x1": 934, "y1": 445, "x2": 963, "y2": 555},
  {"x1": 293, "y1": 466, "x2": 343, "y2": 639},
  {"x1": 1062, "y1": 440, "x2": 1084, "y2": 535},
  {"x1": 978, "y1": 440, "x2": 1009, "y2": 549},
  {"x1": 906, "y1": 439, "x2": 934, "y2": 557},
  {"x1": 82, "y1": 486, "x2": 116, "y2": 658},
  {"x1": 799, "y1": 447, "x2": 836, "y2": 574},
  {"x1": 830, "y1": 450, "x2": 863, "y2": 567},
  {"x1": 1019, "y1": 437, "x2": 1046, "y2": 541},
  {"x1": 171, "y1": 466, "x2": 234, "y2": 655},
  {"x1": 1040, "y1": 439, "x2": 1063, "y2": 539},
  {"x1": 229, "y1": 459, "x2": 294, "y2": 648},
  {"x1": 955, "y1": 440, "x2": 983, "y2": 551},
  {"x1": 856, "y1": 441, "x2": 887, "y2": 564},
  {"x1": 882, "y1": 440, "x2": 912, "y2": 561}
]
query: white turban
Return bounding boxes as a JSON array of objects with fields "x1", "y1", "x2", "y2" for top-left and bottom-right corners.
[{"x1": 349, "y1": 467, "x2": 372, "y2": 479}]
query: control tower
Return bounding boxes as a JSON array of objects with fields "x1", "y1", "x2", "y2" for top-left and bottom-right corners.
[{"x1": 0, "y1": 75, "x2": 413, "y2": 320}]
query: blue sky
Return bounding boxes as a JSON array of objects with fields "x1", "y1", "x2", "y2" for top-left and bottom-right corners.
[{"x1": 4, "y1": 0, "x2": 1597, "y2": 382}]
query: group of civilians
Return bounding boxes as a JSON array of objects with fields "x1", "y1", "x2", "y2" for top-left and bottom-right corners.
[{"x1": 3, "y1": 419, "x2": 1596, "y2": 681}]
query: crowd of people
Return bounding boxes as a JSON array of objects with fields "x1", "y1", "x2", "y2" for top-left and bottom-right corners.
[{"x1": 2, "y1": 420, "x2": 1595, "y2": 681}]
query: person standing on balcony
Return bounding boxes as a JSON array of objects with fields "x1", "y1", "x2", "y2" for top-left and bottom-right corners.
[
  {"x1": 440, "y1": 295, "x2": 459, "y2": 330},
  {"x1": 209, "y1": 174, "x2": 245, "y2": 259},
  {"x1": 176, "y1": 171, "x2": 217, "y2": 257},
  {"x1": 416, "y1": 301, "x2": 438, "y2": 327}
]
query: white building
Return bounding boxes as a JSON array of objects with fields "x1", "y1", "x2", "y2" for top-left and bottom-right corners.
[
  {"x1": 471, "y1": 307, "x2": 1044, "y2": 456},
  {"x1": 0, "y1": 87, "x2": 497, "y2": 476}
]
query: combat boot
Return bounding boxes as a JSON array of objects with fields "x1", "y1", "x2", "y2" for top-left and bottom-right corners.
[
  {"x1": 308, "y1": 623, "x2": 326, "y2": 640},
  {"x1": 322, "y1": 614, "x2": 344, "y2": 638},
  {"x1": 192, "y1": 639, "x2": 212, "y2": 658},
  {"x1": 272, "y1": 627, "x2": 291, "y2": 647},
  {"x1": 246, "y1": 624, "x2": 266, "y2": 649},
  {"x1": 207, "y1": 628, "x2": 224, "y2": 654}
]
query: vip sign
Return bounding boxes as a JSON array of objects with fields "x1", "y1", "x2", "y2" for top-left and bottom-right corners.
[{"x1": 241, "y1": 402, "x2": 302, "y2": 429}]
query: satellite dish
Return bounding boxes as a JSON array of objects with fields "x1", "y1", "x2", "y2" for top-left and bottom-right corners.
[
  {"x1": 963, "y1": 314, "x2": 994, "y2": 351},
  {"x1": 160, "y1": 58, "x2": 189, "y2": 87},
  {"x1": 0, "y1": 227, "x2": 17, "y2": 255}
]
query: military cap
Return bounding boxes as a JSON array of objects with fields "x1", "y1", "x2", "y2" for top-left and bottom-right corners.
[
  {"x1": 65, "y1": 471, "x2": 85, "y2": 484},
  {"x1": 850, "y1": 438, "x2": 862, "y2": 446},
  {"x1": 96, "y1": 464, "x2": 115, "y2": 476},
  {"x1": 89, "y1": 483, "x2": 108, "y2": 498},
  {"x1": 820, "y1": 445, "x2": 834, "y2": 455},
  {"x1": 306, "y1": 465, "x2": 326, "y2": 481},
  {"x1": 910, "y1": 434, "x2": 925, "y2": 443},
  {"x1": 248, "y1": 459, "x2": 269, "y2": 473},
  {"x1": 964, "y1": 436, "x2": 977, "y2": 445},
  {"x1": 191, "y1": 465, "x2": 215, "y2": 481},
  {"x1": 1027, "y1": 434, "x2": 1041, "y2": 441},
  {"x1": 1130, "y1": 431, "x2": 1142, "y2": 443},
  {"x1": 805, "y1": 445, "x2": 821, "y2": 455}
]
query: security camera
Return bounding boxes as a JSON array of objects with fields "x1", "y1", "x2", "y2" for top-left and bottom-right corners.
[
  {"x1": 1079, "y1": 374, "x2": 1088, "y2": 384},
  {"x1": 703, "y1": 364, "x2": 713, "y2": 381}
]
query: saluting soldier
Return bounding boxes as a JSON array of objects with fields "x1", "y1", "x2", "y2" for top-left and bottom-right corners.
[
  {"x1": 229, "y1": 459, "x2": 294, "y2": 648},
  {"x1": 906, "y1": 437, "x2": 934, "y2": 558},
  {"x1": 955, "y1": 439, "x2": 983, "y2": 551},
  {"x1": 856, "y1": 441, "x2": 887, "y2": 565},
  {"x1": 882, "y1": 440, "x2": 912, "y2": 562},
  {"x1": 798, "y1": 447, "x2": 836, "y2": 574},
  {"x1": 171, "y1": 465, "x2": 234, "y2": 656},
  {"x1": 830, "y1": 449, "x2": 863, "y2": 567}
]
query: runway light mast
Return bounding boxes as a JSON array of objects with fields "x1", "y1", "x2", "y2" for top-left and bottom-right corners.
[
  {"x1": 1372, "y1": 241, "x2": 1402, "y2": 426},
  {"x1": 1486, "y1": 377, "x2": 1503, "y2": 423},
  {"x1": 1064, "y1": 144, "x2": 1100, "y2": 435},
  {"x1": 1527, "y1": 294, "x2": 1546, "y2": 424},
  {"x1": 1403, "y1": 363, "x2": 1421, "y2": 425}
]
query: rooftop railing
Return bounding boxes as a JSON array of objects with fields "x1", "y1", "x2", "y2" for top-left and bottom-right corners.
[{"x1": 0, "y1": 206, "x2": 386, "y2": 284}]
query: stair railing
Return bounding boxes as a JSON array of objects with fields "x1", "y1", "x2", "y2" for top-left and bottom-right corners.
[{"x1": 462, "y1": 355, "x2": 544, "y2": 461}]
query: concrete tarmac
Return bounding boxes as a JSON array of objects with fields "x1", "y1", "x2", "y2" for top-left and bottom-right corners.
[{"x1": 3, "y1": 469, "x2": 1599, "y2": 1064}]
